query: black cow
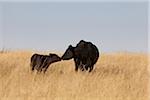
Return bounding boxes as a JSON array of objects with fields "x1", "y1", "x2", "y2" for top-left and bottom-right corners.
[
  {"x1": 30, "y1": 53, "x2": 61, "y2": 73},
  {"x1": 61, "y1": 40, "x2": 99, "y2": 72}
]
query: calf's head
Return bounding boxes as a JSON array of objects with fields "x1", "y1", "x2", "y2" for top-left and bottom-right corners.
[
  {"x1": 48, "y1": 54, "x2": 61, "y2": 63},
  {"x1": 61, "y1": 45, "x2": 74, "y2": 60}
]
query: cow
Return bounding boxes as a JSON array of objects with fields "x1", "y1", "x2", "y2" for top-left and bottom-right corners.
[
  {"x1": 61, "y1": 40, "x2": 99, "y2": 72},
  {"x1": 30, "y1": 53, "x2": 61, "y2": 73}
]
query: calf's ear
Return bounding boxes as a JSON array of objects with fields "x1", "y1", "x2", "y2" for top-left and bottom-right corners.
[{"x1": 49, "y1": 54, "x2": 53, "y2": 57}]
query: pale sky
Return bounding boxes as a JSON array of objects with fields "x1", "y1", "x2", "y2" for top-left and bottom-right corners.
[{"x1": 0, "y1": 2, "x2": 148, "y2": 52}]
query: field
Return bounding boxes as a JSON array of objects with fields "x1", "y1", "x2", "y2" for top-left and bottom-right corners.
[{"x1": 0, "y1": 51, "x2": 149, "y2": 100}]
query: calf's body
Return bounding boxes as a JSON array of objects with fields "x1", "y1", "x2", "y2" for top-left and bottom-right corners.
[{"x1": 30, "y1": 53, "x2": 61, "y2": 73}]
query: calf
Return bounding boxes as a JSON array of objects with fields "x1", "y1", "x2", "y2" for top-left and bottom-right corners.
[{"x1": 30, "y1": 53, "x2": 61, "y2": 73}]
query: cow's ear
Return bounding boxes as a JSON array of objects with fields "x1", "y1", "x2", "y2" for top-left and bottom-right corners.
[
  {"x1": 69, "y1": 45, "x2": 73, "y2": 48},
  {"x1": 80, "y1": 40, "x2": 85, "y2": 43},
  {"x1": 69, "y1": 45, "x2": 72, "y2": 47}
]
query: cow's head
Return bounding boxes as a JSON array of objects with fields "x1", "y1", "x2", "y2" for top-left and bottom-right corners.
[{"x1": 61, "y1": 45, "x2": 74, "y2": 60}]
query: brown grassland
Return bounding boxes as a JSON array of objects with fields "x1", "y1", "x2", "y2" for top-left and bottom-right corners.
[{"x1": 0, "y1": 51, "x2": 149, "y2": 100}]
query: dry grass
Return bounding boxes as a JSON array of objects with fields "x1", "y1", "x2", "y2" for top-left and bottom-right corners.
[{"x1": 0, "y1": 51, "x2": 149, "y2": 100}]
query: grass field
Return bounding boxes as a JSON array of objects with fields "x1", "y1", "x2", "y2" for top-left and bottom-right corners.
[{"x1": 0, "y1": 51, "x2": 149, "y2": 100}]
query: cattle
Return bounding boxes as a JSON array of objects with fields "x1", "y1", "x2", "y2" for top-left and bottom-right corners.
[
  {"x1": 30, "y1": 53, "x2": 61, "y2": 73},
  {"x1": 61, "y1": 40, "x2": 99, "y2": 72}
]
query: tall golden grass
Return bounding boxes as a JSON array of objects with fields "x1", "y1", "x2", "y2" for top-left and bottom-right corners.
[{"x1": 0, "y1": 51, "x2": 149, "y2": 100}]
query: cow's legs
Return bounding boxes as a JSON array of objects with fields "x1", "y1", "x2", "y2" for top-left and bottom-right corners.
[
  {"x1": 84, "y1": 59, "x2": 93, "y2": 72},
  {"x1": 79, "y1": 61, "x2": 85, "y2": 71},
  {"x1": 85, "y1": 65, "x2": 88, "y2": 70},
  {"x1": 74, "y1": 58, "x2": 80, "y2": 72},
  {"x1": 89, "y1": 65, "x2": 94, "y2": 72},
  {"x1": 81, "y1": 65, "x2": 85, "y2": 71}
]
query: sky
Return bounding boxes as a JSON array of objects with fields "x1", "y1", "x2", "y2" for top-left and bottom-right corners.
[{"x1": 0, "y1": 2, "x2": 148, "y2": 53}]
